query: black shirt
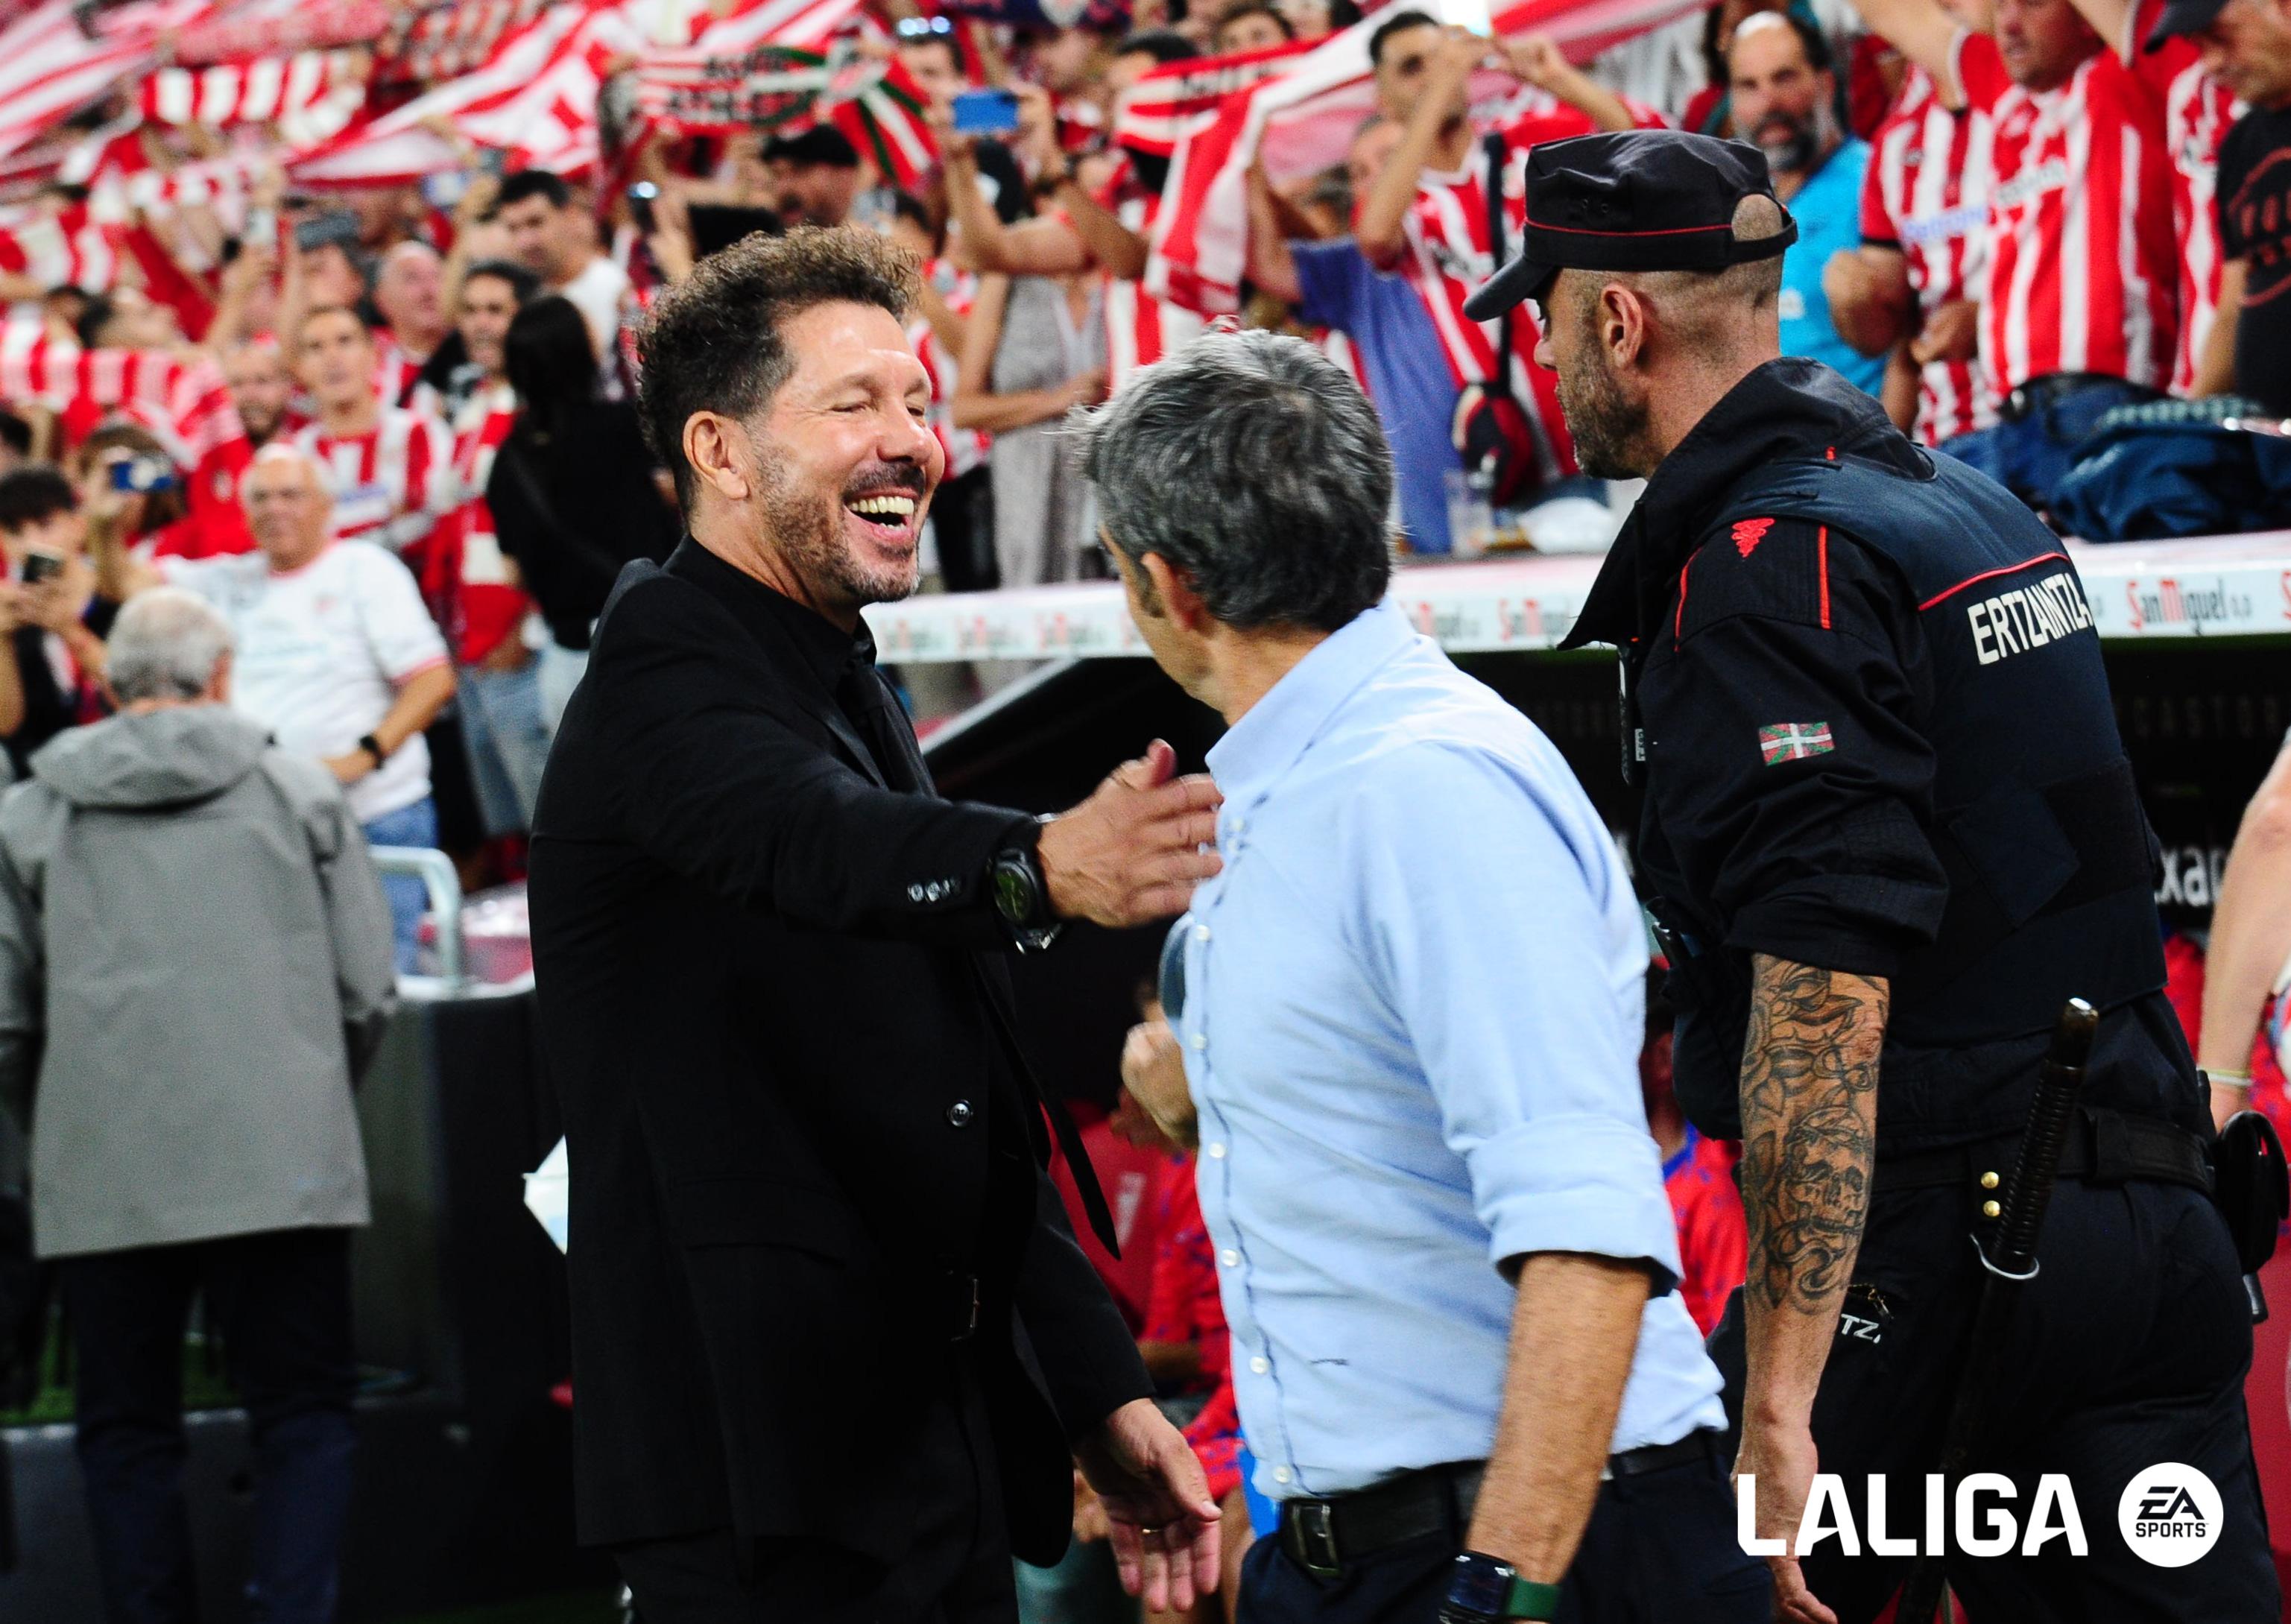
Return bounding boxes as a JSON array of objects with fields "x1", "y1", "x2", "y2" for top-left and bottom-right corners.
[
  {"x1": 2217, "y1": 103, "x2": 2291, "y2": 415},
  {"x1": 487, "y1": 400, "x2": 679, "y2": 650},
  {"x1": 1567, "y1": 361, "x2": 2203, "y2": 1151}
]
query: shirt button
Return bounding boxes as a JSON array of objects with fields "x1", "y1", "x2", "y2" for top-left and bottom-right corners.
[
  {"x1": 1230, "y1": 818, "x2": 1245, "y2": 836},
  {"x1": 945, "y1": 1100, "x2": 974, "y2": 1128},
  {"x1": 1219, "y1": 1248, "x2": 1239, "y2": 1268},
  {"x1": 1272, "y1": 1466, "x2": 1292, "y2": 1485},
  {"x1": 1249, "y1": 1356, "x2": 1269, "y2": 1375},
  {"x1": 1189, "y1": 1032, "x2": 1207, "y2": 1051},
  {"x1": 1206, "y1": 1142, "x2": 1227, "y2": 1159},
  {"x1": 1194, "y1": 924, "x2": 1210, "y2": 942}
]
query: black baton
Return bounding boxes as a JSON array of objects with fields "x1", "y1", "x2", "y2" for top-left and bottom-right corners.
[{"x1": 1894, "y1": 997, "x2": 2099, "y2": 1624}]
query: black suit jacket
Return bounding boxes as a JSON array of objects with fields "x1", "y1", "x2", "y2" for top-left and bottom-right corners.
[{"x1": 528, "y1": 538, "x2": 1149, "y2": 1565}]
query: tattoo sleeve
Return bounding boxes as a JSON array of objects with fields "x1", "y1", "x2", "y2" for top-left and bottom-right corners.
[{"x1": 1738, "y1": 955, "x2": 1890, "y2": 1410}]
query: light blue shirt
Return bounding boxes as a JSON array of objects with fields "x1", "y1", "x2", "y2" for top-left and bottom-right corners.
[
  {"x1": 1176, "y1": 601, "x2": 1727, "y2": 1500},
  {"x1": 1778, "y1": 136, "x2": 1888, "y2": 399}
]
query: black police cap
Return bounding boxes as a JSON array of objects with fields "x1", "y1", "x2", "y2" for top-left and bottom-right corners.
[{"x1": 1463, "y1": 130, "x2": 1799, "y2": 322}]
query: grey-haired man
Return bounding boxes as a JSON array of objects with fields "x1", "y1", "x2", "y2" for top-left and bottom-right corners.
[
  {"x1": 0, "y1": 587, "x2": 396, "y2": 1624},
  {"x1": 1084, "y1": 330, "x2": 1763, "y2": 1624}
]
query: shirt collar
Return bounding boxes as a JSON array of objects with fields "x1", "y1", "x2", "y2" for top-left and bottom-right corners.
[
  {"x1": 1205, "y1": 600, "x2": 1418, "y2": 809},
  {"x1": 667, "y1": 535, "x2": 868, "y2": 697}
]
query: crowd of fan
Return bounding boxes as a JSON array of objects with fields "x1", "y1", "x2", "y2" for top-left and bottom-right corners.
[{"x1": 0, "y1": 0, "x2": 2283, "y2": 882}]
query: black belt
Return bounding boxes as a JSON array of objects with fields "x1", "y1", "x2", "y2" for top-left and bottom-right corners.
[
  {"x1": 1875, "y1": 1108, "x2": 2212, "y2": 1200},
  {"x1": 1999, "y1": 372, "x2": 2149, "y2": 422},
  {"x1": 1276, "y1": 1431, "x2": 1723, "y2": 1582}
]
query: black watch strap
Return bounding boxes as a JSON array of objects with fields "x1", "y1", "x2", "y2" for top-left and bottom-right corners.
[{"x1": 358, "y1": 732, "x2": 388, "y2": 767}]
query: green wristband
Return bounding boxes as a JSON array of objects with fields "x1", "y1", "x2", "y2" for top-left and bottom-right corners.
[{"x1": 1505, "y1": 1578, "x2": 1564, "y2": 1621}]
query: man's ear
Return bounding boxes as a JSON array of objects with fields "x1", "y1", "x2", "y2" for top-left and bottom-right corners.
[
  {"x1": 1142, "y1": 552, "x2": 1208, "y2": 631},
  {"x1": 682, "y1": 411, "x2": 753, "y2": 504},
  {"x1": 1597, "y1": 282, "x2": 1651, "y2": 371}
]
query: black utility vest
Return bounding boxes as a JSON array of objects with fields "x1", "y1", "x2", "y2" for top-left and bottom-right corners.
[{"x1": 1651, "y1": 449, "x2": 2171, "y2": 1145}]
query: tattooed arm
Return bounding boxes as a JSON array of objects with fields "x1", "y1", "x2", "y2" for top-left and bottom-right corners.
[{"x1": 1734, "y1": 953, "x2": 1889, "y2": 1624}]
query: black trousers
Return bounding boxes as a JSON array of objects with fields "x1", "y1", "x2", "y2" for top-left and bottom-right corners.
[
  {"x1": 614, "y1": 1350, "x2": 1017, "y2": 1624},
  {"x1": 60, "y1": 1227, "x2": 359, "y2": 1624},
  {"x1": 1239, "y1": 1447, "x2": 1769, "y2": 1624},
  {"x1": 1709, "y1": 1175, "x2": 2281, "y2": 1623}
]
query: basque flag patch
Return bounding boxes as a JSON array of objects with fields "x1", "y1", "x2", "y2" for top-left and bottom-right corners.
[{"x1": 1759, "y1": 722, "x2": 1836, "y2": 765}]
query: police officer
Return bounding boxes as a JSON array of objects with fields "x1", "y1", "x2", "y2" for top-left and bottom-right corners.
[{"x1": 1466, "y1": 131, "x2": 2279, "y2": 1624}]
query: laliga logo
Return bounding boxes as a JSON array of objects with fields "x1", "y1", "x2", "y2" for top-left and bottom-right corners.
[
  {"x1": 2117, "y1": 1464, "x2": 2222, "y2": 1568},
  {"x1": 1738, "y1": 1464, "x2": 2223, "y2": 1567},
  {"x1": 1737, "y1": 1475, "x2": 2090, "y2": 1560}
]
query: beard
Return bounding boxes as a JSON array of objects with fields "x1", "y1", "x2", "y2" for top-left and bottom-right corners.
[
  {"x1": 1752, "y1": 100, "x2": 1831, "y2": 179},
  {"x1": 750, "y1": 435, "x2": 926, "y2": 609},
  {"x1": 1555, "y1": 336, "x2": 1654, "y2": 481}
]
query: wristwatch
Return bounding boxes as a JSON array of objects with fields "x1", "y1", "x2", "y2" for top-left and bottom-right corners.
[
  {"x1": 1437, "y1": 1552, "x2": 1561, "y2": 1624},
  {"x1": 357, "y1": 733, "x2": 388, "y2": 769},
  {"x1": 990, "y1": 823, "x2": 1064, "y2": 954}
]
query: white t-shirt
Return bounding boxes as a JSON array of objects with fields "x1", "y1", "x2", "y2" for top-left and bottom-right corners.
[
  {"x1": 159, "y1": 541, "x2": 449, "y2": 824},
  {"x1": 556, "y1": 256, "x2": 630, "y2": 366}
]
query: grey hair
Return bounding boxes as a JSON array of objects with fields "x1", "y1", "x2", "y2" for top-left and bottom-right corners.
[
  {"x1": 107, "y1": 589, "x2": 233, "y2": 703},
  {"x1": 1075, "y1": 330, "x2": 1394, "y2": 633}
]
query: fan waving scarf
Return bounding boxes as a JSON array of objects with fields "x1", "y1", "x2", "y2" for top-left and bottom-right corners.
[
  {"x1": 633, "y1": 42, "x2": 937, "y2": 187},
  {"x1": 1146, "y1": 0, "x2": 1709, "y2": 316}
]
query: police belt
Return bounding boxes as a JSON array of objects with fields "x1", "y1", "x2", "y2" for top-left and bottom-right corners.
[
  {"x1": 1874, "y1": 1106, "x2": 2211, "y2": 1198},
  {"x1": 1275, "y1": 1432, "x2": 1724, "y2": 1581}
]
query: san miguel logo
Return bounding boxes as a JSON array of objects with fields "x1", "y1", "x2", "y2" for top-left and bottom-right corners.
[{"x1": 2121, "y1": 575, "x2": 2252, "y2": 635}]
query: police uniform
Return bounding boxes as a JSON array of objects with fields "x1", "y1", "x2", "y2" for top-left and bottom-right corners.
[{"x1": 1470, "y1": 134, "x2": 2280, "y2": 1624}]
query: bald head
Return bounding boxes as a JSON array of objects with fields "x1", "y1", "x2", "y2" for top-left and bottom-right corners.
[
  {"x1": 244, "y1": 444, "x2": 335, "y2": 571},
  {"x1": 374, "y1": 241, "x2": 448, "y2": 354}
]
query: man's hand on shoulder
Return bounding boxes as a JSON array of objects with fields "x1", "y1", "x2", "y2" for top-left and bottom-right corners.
[
  {"x1": 1075, "y1": 1397, "x2": 1222, "y2": 1612},
  {"x1": 1038, "y1": 741, "x2": 1222, "y2": 928}
]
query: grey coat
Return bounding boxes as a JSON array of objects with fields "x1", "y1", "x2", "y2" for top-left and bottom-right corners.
[{"x1": 0, "y1": 707, "x2": 396, "y2": 1259}]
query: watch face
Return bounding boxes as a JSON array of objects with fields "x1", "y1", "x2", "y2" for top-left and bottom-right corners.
[
  {"x1": 1447, "y1": 1555, "x2": 1516, "y2": 1617},
  {"x1": 993, "y1": 858, "x2": 1034, "y2": 923}
]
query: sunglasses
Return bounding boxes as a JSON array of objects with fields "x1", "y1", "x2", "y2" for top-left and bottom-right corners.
[{"x1": 894, "y1": 16, "x2": 955, "y2": 37}]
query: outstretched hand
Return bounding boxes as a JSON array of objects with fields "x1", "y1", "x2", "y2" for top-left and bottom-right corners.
[
  {"x1": 1075, "y1": 1397, "x2": 1222, "y2": 1612},
  {"x1": 1038, "y1": 740, "x2": 1222, "y2": 927}
]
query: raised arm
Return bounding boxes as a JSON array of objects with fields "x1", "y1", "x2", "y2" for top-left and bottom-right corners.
[
  {"x1": 2064, "y1": 0, "x2": 2138, "y2": 60},
  {"x1": 935, "y1": 113, "x2": 1095, "y2": 276},
  {"x1": 1843, "y1": 0, "x2": 1964, "y2": 92},
  {"x1": 1505, "y1": 33, "x2": 1640, "y2": 132},
  {"x1": 1245, "y1": 162, "x2": 1304, "y2": 306},
  {"x1": 1358, "y1": 31, "x2": 1486, "y2": 269}
]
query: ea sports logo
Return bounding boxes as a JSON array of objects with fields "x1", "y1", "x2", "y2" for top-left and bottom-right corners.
[{"x1": 2117, "y1": 1463, "x2": 2222, "y2": 1567}]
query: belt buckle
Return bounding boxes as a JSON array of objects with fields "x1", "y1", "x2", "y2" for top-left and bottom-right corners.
[{"x1": 1293, "y1": 1502, "x2": 1342, "y2": 1581}]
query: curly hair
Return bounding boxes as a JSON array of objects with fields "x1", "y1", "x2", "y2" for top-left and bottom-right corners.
[{"x1": 636, "y1": 226, "x2": 919, "y2": 510}]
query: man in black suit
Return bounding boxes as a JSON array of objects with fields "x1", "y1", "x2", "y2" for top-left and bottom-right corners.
[{"x1": 528, "y1": 227, "x2": 1225, "y2": 1623}]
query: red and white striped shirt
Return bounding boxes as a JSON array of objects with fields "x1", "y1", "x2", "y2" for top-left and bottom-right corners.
[
  {"x1": 292, "y1": 408, "x2": 455, "y2": 565},
  {"x1": 1091, "y1": 154, "x2": 1207, "y2": 388},
  {"x1": 1388, "y1": 111, "x2": 1624, "y2": 488},
  {"x1": 2126, "y1": 0, "x2": 2240, "y2": 395},
  {"x1": 370, "y1": 333, "x2": 428, "y2": 411},
  {"x1": 912, "y1": 261, "x2": 988, "y2": 481},
  {"x1": 1952, "y1": 29, "x2": 2178, "y2": 396},
  {"x1": 440, "y1": 380, "x2": 529, "y2": 664},
  {"x1": 1860, "y1": 67, "x2": 1995, "y2": 443}
]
